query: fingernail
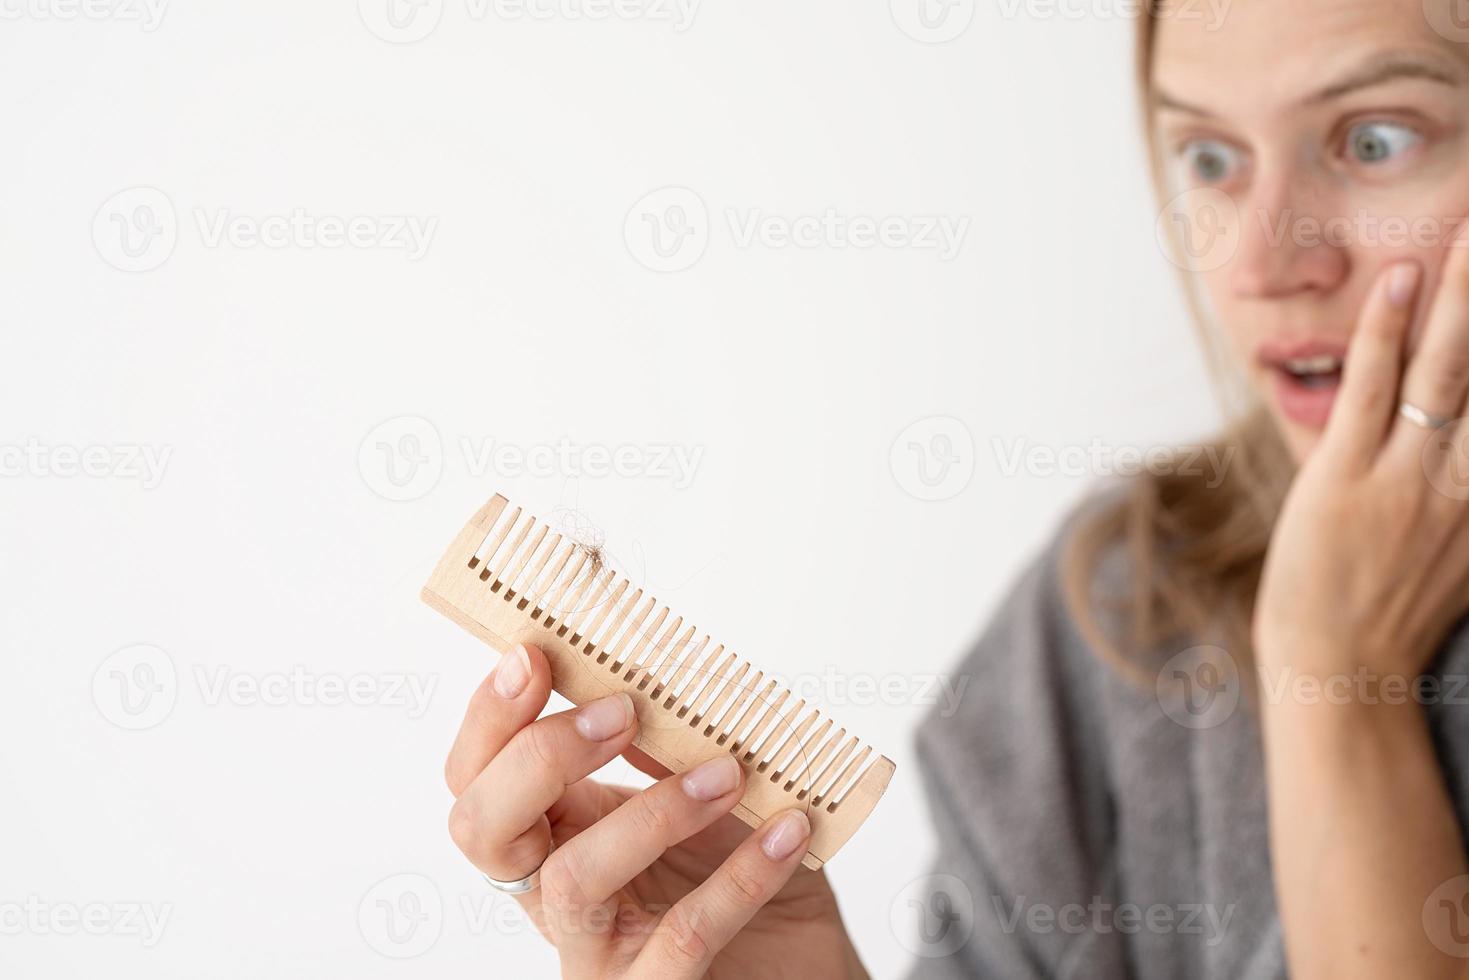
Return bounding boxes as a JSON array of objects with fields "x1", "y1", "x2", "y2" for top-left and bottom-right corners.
[
  {"x1": 574, "y1": 693, "x2": 634, "y2": 741},
  {"x1": 492, "y1": 645, "x2": 531, "y2": 699},
  {"x1": 682, "y1": 756, "x2": 742, "y2": 801},
  {"x1": 760, "y1": 810, "x2": 810, "y2": 861},
  {"x1": 1388, "y1": 262, "x2": 1421, "y2": 308}
]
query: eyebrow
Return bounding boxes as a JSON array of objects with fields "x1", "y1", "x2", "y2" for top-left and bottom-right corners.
[
  {"x1": 1153, "y1": 51, "x2": 1463, "y2": 118},
  {"x1": 1306, "y1": 52, "x2": 1461, "y2": 103}
]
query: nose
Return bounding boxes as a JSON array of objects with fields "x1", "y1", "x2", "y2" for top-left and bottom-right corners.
[{"x1": 1229, "y1": 169, "x2": 1348, "y2": 300}]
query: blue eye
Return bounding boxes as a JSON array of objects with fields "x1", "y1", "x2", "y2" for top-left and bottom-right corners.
[
  {"x1": 1345, "y1": 121, "x2": 1421, "y2": 164},
  {"x1": 1178, "y1": 139, "x2": 1243, "y2": 185}
]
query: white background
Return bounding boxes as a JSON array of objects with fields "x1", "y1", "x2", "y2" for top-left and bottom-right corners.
[{"x1": 0, "y1": 1, "x2": 1220, "y2": 976}]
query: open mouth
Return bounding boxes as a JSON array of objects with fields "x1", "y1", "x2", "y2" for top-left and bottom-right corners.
[
  {"x1": 1280, "y1": 354, "x2": 1344, "y2": 389},
  {"x1": 1270, "y1": 353, "x2": 1345, "y2": 428}
]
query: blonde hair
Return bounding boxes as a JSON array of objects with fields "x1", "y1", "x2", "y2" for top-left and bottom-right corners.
[{"x1": 1060, "y1": 3, "x2": 1296, "y2": 674}]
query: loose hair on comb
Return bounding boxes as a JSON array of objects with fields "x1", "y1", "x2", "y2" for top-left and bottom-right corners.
[{"x1": 422, "y1": 493, "x2": 896, "y2": 870}]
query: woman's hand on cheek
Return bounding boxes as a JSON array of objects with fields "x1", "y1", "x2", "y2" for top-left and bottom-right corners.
[{"x1": 1255, "y1": 244, "x2": 1469, "y2": 684}]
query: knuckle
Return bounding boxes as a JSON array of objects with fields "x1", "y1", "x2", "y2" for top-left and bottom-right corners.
[
  {"x1": 537, "y1": 852, "x2": 588, "y2": 914},
  {"x1": 501, "y1": 830, "x2": 554, "y2": 883},
  {"x1": 721, "y1": 860, "x2": 768, "y2": 907},
  {"x1": 659, "y1": 905, "x2": 712, "y2": 965},
  {"x1": 516, "y1": 720, "x2": 562, "y2": 774},
  {"x1": 1431, "y1": 348, "x2": 1469, "y2": 399},
  {"x1": 629, "y1": 789, "x2": 677, "y2": 839},
  {"x1": 447, "y1": 797, "x2": 484, "y2": 858}
]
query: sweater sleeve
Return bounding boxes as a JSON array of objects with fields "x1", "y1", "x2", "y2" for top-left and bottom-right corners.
[{"x1": 898, "y1": 514, "x2": 1130, "y2": 979}]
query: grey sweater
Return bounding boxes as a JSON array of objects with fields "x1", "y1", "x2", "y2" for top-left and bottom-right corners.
[{"x1": 902, "y1": 493, "x2": 1469, "y2": 979}]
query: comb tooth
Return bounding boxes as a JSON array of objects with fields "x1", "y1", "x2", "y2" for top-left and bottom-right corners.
[
  {"x1": 805, "y1": 735, "x2": 858, "y2": 802},
  {"x1": 470, "y1": 501, "x2": 516, "y2": 559},
  {"x1": 553, "y1": 554, "x2": 601, "y2": 630},
  {"x1": 540, "y1": 549, "x2": 587, "y2": 620},
  {"x1": 621, "y1": 605, "x2": 670, "y2": 681},
  {"x1": 715, "y1": 670, "x2": 767, "y2": 746},
  {"x1": 520, "y1": 528, "x2": 565, "y2": 594},
  {"x1": 789, "y1": 725, "x2": 844, "y2": 795},
  {"x1": 769, "y1": 714, "x2": 828, "y2": 781},
  {"x1": 628, "y1": 617, "x2": 678, "y2": 693},
  {"x1": 727, "y1": 677, "x2": 779, "y2": 750},
  {"x1": 482, "y1": 510, "x2": 534, "y2": 585},
  {"x1": 606, "y1": 594, "x2": 656, "y2": 671},
  {"x1": 678, "y1": 645, "x2": 731, "y2": 720},
  {"x1": 752, "y1": 696, "x2": 807, "y2": 771},
  {"x1": 690, "y1": 649, "x2": 744, "y2": 723},
  {"x1": 473, "y1": 505, "x2": 522, "y2": 575},
  {"x1": 738, "y1": 689, "x2": 791, "y2": 762},
  {"x1": 562, "y1": 544, "x2": 611, "y2": 614},
  {"x1": 693, "y1": 652, "x2": 752, "y2": 719},
  {"x1": 818, "y1": 745, "x2": 874, "y2": 810},
  {"x1": 661, "y1": 633, "x2": 711, "y2": 708},
  {"x1": 700, "y1": 661, "x2": 751, "y2": 736},
  {"x1": 525, "y1": 539, "x2": 574, "y2": 616},
  {"x1": 596, "y1": 578, "x2": 643, "y2": 655},
  {"x1": 746, "y1": 693, "x2": 805, "y2": 769},
  {"x1": 591, "y1": 586, "x2": 642, "y2": 664},
  {"x1": 767, "y1": 706, "x2": 821, "y2": 778},
  {"x1": 576, "y1": 578, "x2": 629, "y2": 651},
  {"x1": 546, "y1": 552, "x2": 590, "y2": 628},
  {"x1": 634, "y1": 616, "x2": 684, "y2": 692},
  {"x1": 780, "y1": 717, "x2": 833, "y2": 791},
  {"x1": 471, "y1": 494, "x2": 510, "y2": 528},
  {"x1": 570, "y1": 566, "x2": 619, "y2": 642},
  {"x1": 503, "y1": 523, "x2": 550, "y2": 597},
  {"x1": 464, "y1": 496, "x2": 510, "y2": 568}
]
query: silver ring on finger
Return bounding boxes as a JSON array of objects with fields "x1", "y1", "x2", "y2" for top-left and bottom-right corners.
[
  {"x1": 1399, "y1": 400, "x2": 1455, "y2": 432},
  {"x1": 483, "y1": 845, "x2": 552, "y2": 895}
]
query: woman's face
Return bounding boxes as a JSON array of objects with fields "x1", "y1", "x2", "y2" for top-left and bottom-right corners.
[{"x1": 1154, "y1": 0, "x2": 1469, "y2": 462}]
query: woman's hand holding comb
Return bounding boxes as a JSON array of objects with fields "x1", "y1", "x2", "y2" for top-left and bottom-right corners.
[{"x1": 444, "y1": 642, "x2": 870, "y2": 979}]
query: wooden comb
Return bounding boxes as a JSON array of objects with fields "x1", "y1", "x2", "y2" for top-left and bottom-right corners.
[{"x1": 422, "y1": 494, "x2": 896, "y2": 871}]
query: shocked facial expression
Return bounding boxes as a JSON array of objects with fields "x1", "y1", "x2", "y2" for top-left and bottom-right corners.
[{"x1": 1153, "y1": 0, "x2": 1469, "y2": 461}]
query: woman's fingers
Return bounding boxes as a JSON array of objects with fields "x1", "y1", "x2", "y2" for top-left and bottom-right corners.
[
  {"x1": 1388, "y1": 240, "x2": 1469, "y2": 463},
  {"x1": 447, "y1": 692, "x2": 638, "y2": 884},
  {"x1": 442, "y1": 661, "x2": 820, "y2": 976},
  {"x1": 539, "y1": 755, "x2": 746, "y2": 974},
  {"x1": 444, "y1": 643, "x2": 552, "y2": 798},
  {"x1": 1325, "y1": 260, "x2": 1420, "y2": 466},
  {"x1": 632, "y1": 809, "x2": 813, "y2": 979}
]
